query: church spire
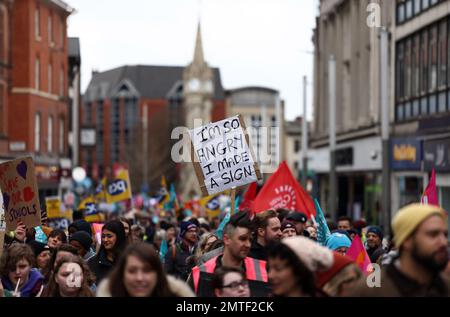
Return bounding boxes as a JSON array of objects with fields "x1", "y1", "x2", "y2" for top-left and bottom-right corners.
[{"x1": 193, "y1": 22, "x2": 205, "y2": 65}]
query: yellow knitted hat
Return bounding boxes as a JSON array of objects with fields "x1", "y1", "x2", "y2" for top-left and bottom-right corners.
[{"x1": 392, "y1": 203, "x2": 447, "y2": 248}]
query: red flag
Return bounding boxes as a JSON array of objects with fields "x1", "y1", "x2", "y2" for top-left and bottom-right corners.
[
  {"x1": 252, "y1": 161, "x2": 316, "y2": 218},
  {"x1": 421, "y1": 169, "x2": 439, "y2": 206},
  {"x1": 239, "y1": 182, "x2": 258, "y2": 211}
]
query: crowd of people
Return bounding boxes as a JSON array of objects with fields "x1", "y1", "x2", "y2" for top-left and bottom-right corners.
[{"x1": 0, "y1": 203, "x2": 449, "y2": 297}]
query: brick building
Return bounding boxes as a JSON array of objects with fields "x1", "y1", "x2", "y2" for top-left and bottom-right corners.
[
  {"x1": 0, "y1": 0, "x2": 13, "y2": 158},
  {"x1": 8, "y1": 0, "x2": 73, "y2": 201}
]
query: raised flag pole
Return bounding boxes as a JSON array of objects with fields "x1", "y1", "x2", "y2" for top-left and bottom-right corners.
[{"x1": 231, "y1": 186, "x2": 237, "y2": 215}]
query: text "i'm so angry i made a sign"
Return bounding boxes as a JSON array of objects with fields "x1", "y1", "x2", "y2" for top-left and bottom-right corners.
[{"x1": 190, "y1": 115, "x2": 261, "y2": 196}]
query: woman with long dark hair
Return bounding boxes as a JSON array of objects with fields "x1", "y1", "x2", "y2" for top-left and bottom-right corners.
[
  {"x1": 42, "y1": 254, "x2": 93, "y2": 297},
  {"x1": 96, "y1": 243, "x2": 194, "y2": 297},
  {"x1": 267, "y1": 236, "x2": 334, "y2": 297},
  {"x1": 88, "y1": 220, "x2": 127, "y2": 284}
]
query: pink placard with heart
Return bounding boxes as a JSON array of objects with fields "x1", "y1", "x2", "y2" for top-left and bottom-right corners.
[{"x1": 0, "y1": 157, "x2": 41, "y2": 231}]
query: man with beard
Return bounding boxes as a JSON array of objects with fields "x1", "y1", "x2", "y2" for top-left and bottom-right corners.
[
  {"x1": 249, "y1": 210, "x2": 283, "y2": 261},
  {"x1": 188, "y1": 211, "x2": 270, "y2": 297},
  {"x1": 352, "y1": 204, "x2": 450, "y2": 297},
  {"x1": 366, "y1": 226, "x2": 386, "y2": 263}
]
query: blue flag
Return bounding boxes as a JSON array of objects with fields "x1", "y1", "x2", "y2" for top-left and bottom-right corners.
[
  {"x1": 159, "y1": 239, "x2": 168, "y2": 263},
  {"x1": 314, "y1": 199, "x2": 331, "y2": 246},
  {"x1": 216, "y1": 212, "x2": 231, "y2": 240}
]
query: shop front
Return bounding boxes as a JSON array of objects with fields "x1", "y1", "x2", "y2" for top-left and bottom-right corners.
[{"x1": 390, "y1": 137, "x2": 425, "y2": 215}]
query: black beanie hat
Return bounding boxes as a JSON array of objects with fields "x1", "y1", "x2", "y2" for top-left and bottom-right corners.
[
  {"x1": 70, "y1": 220, "x2": 93, "y2": 235},
  {"x1": 70, "y1": 231, "x2": 93, "y2": 251},
  {"x1": 28, "y1": 240, "x2": 50, "y2": 257}
]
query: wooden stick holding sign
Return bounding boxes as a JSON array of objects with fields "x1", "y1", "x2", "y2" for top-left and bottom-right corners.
[
  {"x1": 189, "y1": 115, "x2": 262, "y2": 197},
  {"x1": 230, "y1": 187, "x2": 236, "y2": 215}
]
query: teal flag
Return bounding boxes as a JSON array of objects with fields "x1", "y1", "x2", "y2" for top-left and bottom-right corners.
[{"x1": 315, "y1": 199, "x2": 331, "y2": 246}]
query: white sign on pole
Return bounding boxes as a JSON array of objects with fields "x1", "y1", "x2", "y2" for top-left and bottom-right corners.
[{"x1": 190, "y1": 115, "x2": 261, "y2": 196}]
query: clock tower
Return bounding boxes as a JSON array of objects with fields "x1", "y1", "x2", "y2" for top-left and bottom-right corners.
[{"x1": 180, "y1": 22, "x2": 215, "y2": 199}]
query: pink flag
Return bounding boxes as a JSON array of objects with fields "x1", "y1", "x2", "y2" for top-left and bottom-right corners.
[
  {"x1": 421, "y1": 169, "x2": 439, "y2": 206},
  {"x1": 92, "y1": 223, "x2": 104, "y2": 246},
  {"x1": 346, "y1": 235, "x2": 372, "y2": 275}
]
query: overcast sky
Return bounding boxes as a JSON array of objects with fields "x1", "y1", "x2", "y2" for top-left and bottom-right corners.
[{"x1": 67, "y1": 0, "x2": 319, "y2": 121}]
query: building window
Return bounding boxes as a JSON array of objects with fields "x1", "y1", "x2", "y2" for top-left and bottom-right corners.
[
  {"x1": 60, "y1": 17, "x2": 65, "y2": 48},
  {"x1": 294, "y1": 140, "x2": 300, "y2": 153},
  {"x1": 48, "y1": 116, "x2": 53, "y2": 152},
  {"x1": 48, "y1": 13, "x2": 53, "y2": 44},
  {"x1": 422, "y1": 0, "x2": 430, "y2": 10},
  {"x1": 35, "y1": 113, "x2": 41, "y2": 152},
  {"x1": 438, "y1": 20, "x2": 447, "y2": 88},
  {"x1": 48, "y1": 63, "x2": 52, "y2": 93},
  {"x1": 412, "y1": 34, "x2": 420, "y2": 98},
  {"x1": 429, "y1": 25, "x2": 438, "y2": 92},
  {"x1": 35, "y1": 6, "x2": 40, "y2": 39},
  {"x1": 438, "y1": 91, "x2": 446, "y2": 112},
  {"x1": 405, "y1": 38, "x2": 412, "y2": 99},
  {"x1": 405, "y1": 0, "x2": 413, "y2": 20},
  {"x1": 59, "y1": 118, "x2": 64, "y2": 154},
  {"x1": 60, "y1": 67, "x2": 64, "y2": 96},
  {"x1": 414, "y1": 0, "x2": 421, "y2": 15},
  {"x1": 397, "y1": 2, "x2": 405, "y2": 24},
  {"x1": 396, "y1": 42, "x2": 405, "y2": 102},
  {"x1": 420, "y1": 30, "x2": 429, "y2": 94},
  {"x1": 421, "y1": 96, "x2": 428, "y2": 115},
  {"x1": 35, "y1": 57, "x2": 40, "y2": 90}
]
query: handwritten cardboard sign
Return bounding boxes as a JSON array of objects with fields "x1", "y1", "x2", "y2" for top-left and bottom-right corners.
[
  {"x1": 0, "y1": 157, "x2": 41, "y2": 231},
  {"x1": 46, "y1": 196, "x2": 62, "y2": 219},
  {"x1": 190, "y1": 115, "x2": 261, "y2": 196}
]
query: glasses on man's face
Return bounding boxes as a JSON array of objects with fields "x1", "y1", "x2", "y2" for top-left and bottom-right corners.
[{"x1": 222, "y1": 280, "x2": 249, "y2": 290}]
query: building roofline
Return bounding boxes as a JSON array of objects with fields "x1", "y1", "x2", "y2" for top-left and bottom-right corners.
[
  {"x1": 48, "y1": 0, "x2": 75, "y2": 14},
  {"x1": 226, "y1": 86, "x2": 279, "y2": 95}
]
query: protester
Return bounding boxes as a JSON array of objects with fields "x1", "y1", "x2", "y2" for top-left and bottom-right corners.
[
  {"x1": 306, "y1": 225, "x2": 318, "y2": 241},
  {"x1": 88, "y1": 220, "x2": 127, "y2": 284},
  {"x1": 164, "y1": 221, "x2": 198, "y2": 281},
  {"x1": 189, "y1": 211, "x2": 270, "y2": 297},
  {"x1": 351, "y1": 204, "x2": 450, "y2": 296},
  {"x1": 195, "y1": 233, "x2": 219, "y2": 259},
  {"x1": 325, "y1": 232, "x2": 352, "y2": 255},
  {"x1": 28, "y1": 240, "x2": 51, "y2": 272},
  {"x1": 337, "y1": 216, "x2": 353, "y2": 231},
  {"x1": 130, "y1": 224, "x2": 146, "y2": 243},
  {"x1": 119, "y1": 216, "x2": 133, "y2": 244},
  {"x1": 97, "y1": 243, "x2": 194, "y2": 297},
  {"x1": 0, "y1": 244, "x2": 44, "y2": 297},
  {"x1": 276, "y1": 208, "x2": 291, "y2": 223},
  {"x1": 70, "y1": 231, "x2": 96, "y2": 261},
  {"x1": 163, "y1": 223, "x2": 177, "y2": 247},
  {"x1": 212, "y1": 267, "x2": 250, "y2": 297},
  {"x1": 316, "y1": 252, "x2": 361, "y2": 297},
  {"x1": 153, "y1": 229, "x2": 166, "y2": 252},
  {"x1": 41, "y1": 254, "x2": 94, "y2": 297},
  {"x1": 249, "y1": 209, "x2": 282, "y2": 260},
  {"x1": 267, "y1": 236, "x2": 334, "y2": 297},
  {"x1": 366, "y1": 226, "x2": 386, "y2": 263},
  {"x1": 286, "y1": 211, "x2": 309, "y2": 237},
  {"x1": 47, "y1": 229, "x2": 67, "y2": 250},
  {"x1": 281, "y1": 220, "x2": 297, "y2": 239},
  {"x1": 42, "y1": 244, "x2": 79, "y2": 284},
  {"x1": 68, "y1": 219, "x2": 93, "y2": 237}
]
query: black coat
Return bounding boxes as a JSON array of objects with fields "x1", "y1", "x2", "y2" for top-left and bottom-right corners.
[
  {"x1": 248, "y1": 240, "x2": 268, "y2": 261},
  {"x1": 164, "y1": 242, "x2": 194, "y2": 281},
  {"x1": 87, "y1": 248, "x2": 114, "y2": 284}
]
